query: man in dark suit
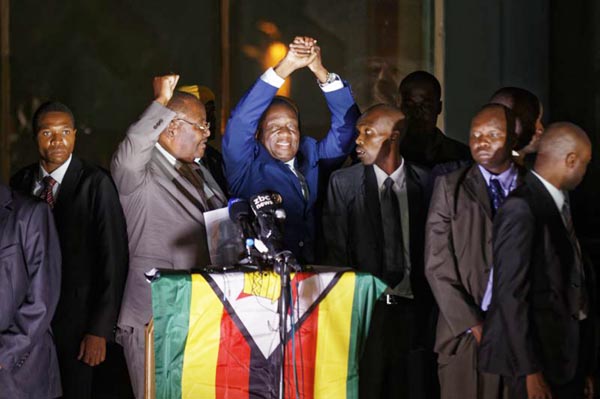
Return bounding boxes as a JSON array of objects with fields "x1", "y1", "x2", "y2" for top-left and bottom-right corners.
[
  {"x1": 425, "y1": 103, "x2": 520, "y2": 399},
  {"x1": 223, "y1": 36, "x2": 360, "y2": 263},
  {"x1": 397, "y1": 71, "x2": 471, "y2": 168},
  {"x1": 10, "y1": 102, "x2": 129, "y2": 399},
  {"x1": 323, "y1": 104, "x2": 434, "y2": 399},
  {"x1": 0, "y1": 183, "x2": 62, "y2": 399},
  {"x1": 479, "y1": 123, "x2": 596, "y2": 399}
]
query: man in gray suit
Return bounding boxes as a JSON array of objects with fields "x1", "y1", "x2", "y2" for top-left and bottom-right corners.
[
  {"x1": 111, "y1": 74, "x2": 227, "y2": 398},
  {"x1": 425, "y1": 104, "x2": 522, "y2": 399},
  {"x1": 0, "y1": 183, "x2": 62, "y2": 399}
]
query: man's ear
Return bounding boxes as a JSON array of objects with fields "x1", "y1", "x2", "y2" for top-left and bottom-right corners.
[
  {"x1": 390, "y1": 129, "x2": 401, "y2": 141},
  {"x1": 566, "y1": 152, "x2": 577, "y2": 168},
  {"x1": 166, "y1": 121, "x2": 177, "y2": 138},
  {"x1": 436, "y1": 100, "x2": 443, "y2": 116}
]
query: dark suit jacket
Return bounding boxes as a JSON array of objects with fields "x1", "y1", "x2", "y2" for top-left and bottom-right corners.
[
  {"x1": 223, "y1": 77, "x2": 360, "y2": 263},
  {"x1": 0, "y1": 184, "x2": 62, "y2": 399},
  {"x1": 10, "y1": 157, "x2": 128, "y2": 345},
  {"x1": 425, "y1": 164, "x2": 525, "y2": 356},
  {"x1": 323, "y1": 162, "x2": 434, "y2": 336},
  {"x1": 479, "y1": 171, "x2": 597, "y2": 384},
  {"x1": 400, "y1": 127, "x2": 472, "y2": 169}
]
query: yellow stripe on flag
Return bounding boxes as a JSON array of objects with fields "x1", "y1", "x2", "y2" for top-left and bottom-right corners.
[
  {"x1": 314, "y1": 272, "x2": 355, "y2": 398},
  {"x1": 181, "y1": 274, "x2": 224, "y2": 399}
]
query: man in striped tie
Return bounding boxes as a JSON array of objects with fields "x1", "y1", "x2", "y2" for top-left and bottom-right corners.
[{"x1": 10, "y1": 101, "x2": 129, "y2": 399}]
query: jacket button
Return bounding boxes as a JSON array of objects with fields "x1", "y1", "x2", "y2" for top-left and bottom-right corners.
[{"x1": 298, "y1": 241, "x2": 304, "y2": 247}]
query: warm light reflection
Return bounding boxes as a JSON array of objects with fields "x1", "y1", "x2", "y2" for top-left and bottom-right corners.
[
  {"x1": 265, "y1": 41, "x2": 290, "y2": 97},
  {"x1": 242, "y1": 21, "x2": 291, "y2": 97}
]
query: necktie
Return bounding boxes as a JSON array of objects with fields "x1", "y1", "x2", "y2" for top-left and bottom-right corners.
[
  {"x1": 561, "y1": 199, "x2": 588, "y2": 319},
  {"x1": 288, "y1": 164, "x2": 309, "y2": 201},
  {"x1": 487, "y1": 178, "x2": 506, "y2": 214},
  {"x1": 193, "y1": 163, "x2": 226, "y2": 210},
  {"x1": 40, "y1": 176, "x2": 57, "y2": 209},
  {"x1": 178, "y1": 163, "x2": 213, "y2": 210},
  {"x1": 380, "y1": 177, "x2": 405, "y2": 286}
]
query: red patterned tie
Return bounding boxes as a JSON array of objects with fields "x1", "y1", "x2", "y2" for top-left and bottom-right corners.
[{"x1": 40, "y1": 176, "x2": 57, "y2": 209}]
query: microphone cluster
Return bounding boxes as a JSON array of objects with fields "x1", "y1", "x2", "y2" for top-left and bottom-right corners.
[{"x1": 228, "y1": 191, "x2": 290, "y2": 270}]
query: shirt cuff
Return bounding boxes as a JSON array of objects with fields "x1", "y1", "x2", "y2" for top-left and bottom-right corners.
[
  {"x1": 260, "y1": 68, "x2": 285, "y2": 88},
  {"x1": 319, "y1": 73, "x2": 344, "y2": 93}
]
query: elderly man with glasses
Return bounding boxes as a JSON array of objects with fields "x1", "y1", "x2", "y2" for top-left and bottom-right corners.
[{"x1": 111, "y1": 74, "x2": 227, "y2": 398}]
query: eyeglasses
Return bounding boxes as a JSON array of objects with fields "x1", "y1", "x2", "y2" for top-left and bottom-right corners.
[{"x1": 173, "y1": 117, "x2": 210, "y2": 132}]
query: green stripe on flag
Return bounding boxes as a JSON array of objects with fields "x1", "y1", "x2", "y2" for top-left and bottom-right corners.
[
  {"x1": 151, "y1": 273, "x2": 192, "y2": 399},
  {"x1": 346, "y1": 273, "x2": 388, "y2": 398}
]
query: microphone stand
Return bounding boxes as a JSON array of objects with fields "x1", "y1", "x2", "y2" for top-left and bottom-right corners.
[{"x1": 275, "y1": 250, "x2": 301, "y2": 399}]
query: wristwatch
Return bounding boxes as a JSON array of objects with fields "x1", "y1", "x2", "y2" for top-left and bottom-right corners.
[{"x1": 318, "y1": 72, "x2": 340, "y2": 87}]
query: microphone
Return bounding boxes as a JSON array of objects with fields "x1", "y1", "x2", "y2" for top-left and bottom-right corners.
[
  {"x1": 249, "y1": 191, "x2": 285, "y2": 254},
  {"x1": 228, "y1": 198, "x2": 257, "y2": 244}
]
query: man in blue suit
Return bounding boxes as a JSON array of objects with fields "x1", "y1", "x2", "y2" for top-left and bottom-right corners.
[{"x1": 223, "y1": 36, "x2": 360, "y2": 263}]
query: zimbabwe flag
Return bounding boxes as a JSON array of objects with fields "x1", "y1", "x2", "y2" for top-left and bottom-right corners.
[{"x1": 151, "y1": 269, "x2": 386, "y2": 399}]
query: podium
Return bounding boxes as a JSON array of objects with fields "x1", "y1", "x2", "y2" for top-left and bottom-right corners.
[{"x1": 147, "y1": 268, "x2": 386, "y2": 399}]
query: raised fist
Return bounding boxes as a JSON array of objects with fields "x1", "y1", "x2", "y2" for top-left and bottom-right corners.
[{"x1": 153, "y1": 74, "x2": 180, "y2": 106}]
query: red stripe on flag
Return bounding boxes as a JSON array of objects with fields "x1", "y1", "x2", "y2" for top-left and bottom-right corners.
[
  {"x1": 285, "y1": 303, "x2": 319, "y2": 399},
  {"x1": 216, "y1": 309, "x2": 251, "y2": 399}
]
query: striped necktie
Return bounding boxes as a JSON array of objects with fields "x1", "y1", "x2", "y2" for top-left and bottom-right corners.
[{"x1": 40, "y1": 175, "x2": 57, "y2": 209}]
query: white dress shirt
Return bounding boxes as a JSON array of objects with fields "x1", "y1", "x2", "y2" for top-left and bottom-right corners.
[{"x1": 33, "y1": 154, "x2": 73, "y2": 199}]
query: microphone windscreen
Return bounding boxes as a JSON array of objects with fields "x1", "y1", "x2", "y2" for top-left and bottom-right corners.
[{"x1": 228, "y1": 198, "x2": 251, "y2": 221}]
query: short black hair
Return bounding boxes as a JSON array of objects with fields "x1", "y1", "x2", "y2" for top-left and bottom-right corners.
[
  {"x1": 257, "y1": 96, "x2": 301, "y2": 136},
  {"x1": 268, "y1": 96, "x2": 299, "y2": 117},
  {"x1": 490, "y1": 87, "x2": 541, "y2": 151},
  {"x1": 399, "y1": 71, "x2": 442, "y2": 100},
  {"x1": 166, "y1": 91, "x2": 203, "y2": 114},
  {"x1": 32, "y1": 101, "x2": 75, "y2": 135}
]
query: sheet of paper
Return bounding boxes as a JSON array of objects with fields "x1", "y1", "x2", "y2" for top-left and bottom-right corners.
[{"x1": 204, "y1": 207, "x2": 244, "y2": 267}]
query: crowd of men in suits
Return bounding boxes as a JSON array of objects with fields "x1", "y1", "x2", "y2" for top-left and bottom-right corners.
[{"x1": 0, "y1": 35, "x2": 596, "y2": 399}]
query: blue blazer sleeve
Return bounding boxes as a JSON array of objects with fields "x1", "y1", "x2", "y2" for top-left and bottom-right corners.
[{"x1": 316, "y1": 84, "x2": 360, "y2": 160}]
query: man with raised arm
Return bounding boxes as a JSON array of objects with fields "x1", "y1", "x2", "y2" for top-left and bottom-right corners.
[
  {"x1": 111, "y1": 75, "x2": 226, "y2": 398},
  {"x1": 222, "y1": 36, "x2": 360, "y2": 263}
]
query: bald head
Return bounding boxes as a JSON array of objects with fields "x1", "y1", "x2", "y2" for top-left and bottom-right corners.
[
  {"x1": 167, "y1": 91, "x2": 205, "y2": 116},
  {"x1": 358, "y1": 103, "x2": 405, "y2": 128},
  {"x1": 538, "y1": 122, "x2": 590, "y2": 157},
  {"x1": 535, "y1": 122, "x2": 592, "y2": 190}
]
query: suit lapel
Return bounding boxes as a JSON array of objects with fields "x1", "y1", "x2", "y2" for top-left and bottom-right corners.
[
  {"x1": 53, "y1": 156, "x2": 82, "y2": 219},
  {"x1": 363, "y1": 165, "x2": 384, "y2": 254},
  {"x1": 463, "y1": 165, "x2": 492, "y2": 220},
  {"x1": 526, "y1": 173, "x2": 574, "y2": 271}
]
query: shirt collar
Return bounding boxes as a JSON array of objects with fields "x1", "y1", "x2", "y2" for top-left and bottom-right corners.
[
  {"x1": 531, "y1": 170, "x2": 566, "y2": 211},
  {"x1": 284, "y1": 158, "x2": 297, "y2": 171},
  {"x1": 39, "y1": 154, "x2": 72, "y2": 184},
  {"x1": 155, "y1": 143, "x2": 178, "y2": 167},
  {"x1": 373, "y1": 158, "x2": 405, "y2": 189},
  {"x1": 477, "y1": 163, "x2": 517, "y2": 192}
]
